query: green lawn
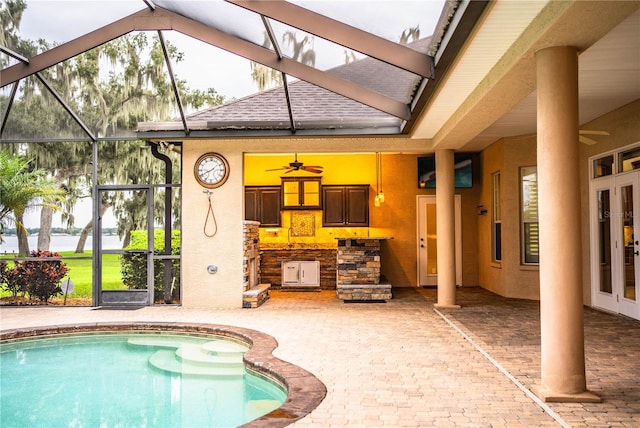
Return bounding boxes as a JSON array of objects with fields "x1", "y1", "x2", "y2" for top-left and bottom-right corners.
[{"x1": 0, "y1": 251, "x2": 123, "y2": 299}]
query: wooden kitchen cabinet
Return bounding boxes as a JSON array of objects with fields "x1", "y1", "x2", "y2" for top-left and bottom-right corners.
[
  {"x1": 281, "y1": 177, "x2": 322, "y2": 209},
  {"x1": 244, "y1": 186, "x2": 281, "y2": 227},
  {"x1": 322, "y1": 185, "x2": 369, "y2": 227}
]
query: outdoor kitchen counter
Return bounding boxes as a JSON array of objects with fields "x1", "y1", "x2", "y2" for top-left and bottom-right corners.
[
  {"x1": 335, "y1": 237, "x2": 393, "y2": 301},
  {"x1": 260, "y1": 245, "x2": 337, "y2": 288}
]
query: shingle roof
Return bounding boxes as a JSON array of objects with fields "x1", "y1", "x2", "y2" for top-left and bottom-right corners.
[{"x1": 139, "y1": 37, "x2": 432, "y2": 134}]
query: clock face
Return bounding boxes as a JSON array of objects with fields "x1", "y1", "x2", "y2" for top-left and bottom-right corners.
[{"x1": 195, "y1": 153, "x2": 229, "y2": 188}]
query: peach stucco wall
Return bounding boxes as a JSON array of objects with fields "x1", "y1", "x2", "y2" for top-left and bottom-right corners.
[
  {"x1": 182, "y1": 141, "x2": 245, "y2": 308},
  {"x1": 478, "y1": 135, "x2": 541, "y2": 300}
]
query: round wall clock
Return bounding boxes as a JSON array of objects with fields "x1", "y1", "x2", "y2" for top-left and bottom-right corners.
[{"x1": 194, "y1": 152, "x2": 230, "y2": 188}]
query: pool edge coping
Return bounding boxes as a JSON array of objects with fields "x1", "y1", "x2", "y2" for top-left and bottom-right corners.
[{"x1": 0, "y1": 322, "x2": 327, "y2": 428}]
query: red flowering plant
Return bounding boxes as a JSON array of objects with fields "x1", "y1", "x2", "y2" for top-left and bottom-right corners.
[{"x1": 0, "y1": 251, "x2": 69, "y2": 303}]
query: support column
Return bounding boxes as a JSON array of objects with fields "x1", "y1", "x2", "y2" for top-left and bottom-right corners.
[
  {"x1": 533, "y1": 46, "x2": 599, "y2": 402},
  {"x1": 434, "y1": 149, "x2": 459, "y2": 309}
]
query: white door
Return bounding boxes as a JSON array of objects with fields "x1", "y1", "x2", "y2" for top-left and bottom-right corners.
[
  {"x1": 417, "y1": 195, "x2": 462, "y2": 286},
  {"x1": 590, "y1": 173, "x2": 640, "y2": 320}
]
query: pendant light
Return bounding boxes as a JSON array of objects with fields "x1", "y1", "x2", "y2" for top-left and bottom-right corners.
[
  {"x1": 375, "y1": 152, "x2": 385, "y2": 206},
  {"x1": 377, "y1": 152, "x2": 385, "y2": 203}
]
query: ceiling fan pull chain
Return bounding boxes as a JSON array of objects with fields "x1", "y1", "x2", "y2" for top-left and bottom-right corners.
[{"x1": 204, "y1": 190, "x2": 218, "y2": 237}]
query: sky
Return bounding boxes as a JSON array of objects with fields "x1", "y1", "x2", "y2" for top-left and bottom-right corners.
[{"x1": 13, "y1": 0, "x2": 444, "y2": 229}]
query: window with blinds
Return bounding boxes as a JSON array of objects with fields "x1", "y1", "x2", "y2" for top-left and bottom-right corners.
[{"x1": 520, "y1": 166, "x2": 539, "y2": 264}]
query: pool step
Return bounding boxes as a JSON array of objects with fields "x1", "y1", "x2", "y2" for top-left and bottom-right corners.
[
  {"x1": 175, "y1": 343, "x2": 244, "y2": 368},
  {"x1": 202, "y1": 340, "x2": 249, "y2": 355},
  {"x1": 149, "y1": 349, "x2": 245, "y2": 378},
  {"x1": 127, "y1": 337, "x2": 249, "y2": 377}
]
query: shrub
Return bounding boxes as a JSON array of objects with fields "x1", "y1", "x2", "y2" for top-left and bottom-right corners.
[
  {"x1": 120, "y1": 229, "x2": 180, "y2": 303},
  {"x1": 0, "y1": 251, "x2": 68, "y2": 302},
  {"x1": 0, "y1": 260, "x2": 28, "y2": 297}
]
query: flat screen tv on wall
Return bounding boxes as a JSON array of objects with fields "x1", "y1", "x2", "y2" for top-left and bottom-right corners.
[{"x1": 417, "y1": 153, "x2": 475, "y2": 188}]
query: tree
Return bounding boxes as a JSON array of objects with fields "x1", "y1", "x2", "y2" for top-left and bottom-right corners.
[
  {"x1": 3, "y1": 32, "x2": 223, "y2": 252},
  {"x1": 399, "y1": 26, "x2": 421, "y2": 44},
  {"x1": 251, "y1": 31, "x2": 316, "y2": 91},
  {"x1": 0, "y1": 151, "x2": 64, "y2": 255},
  {"x1": 0, "y1": 0, "x2": 26, "y2": 57}
]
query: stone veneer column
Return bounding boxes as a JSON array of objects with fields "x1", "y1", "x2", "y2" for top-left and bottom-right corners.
[
  {"x1": 434, "y1": 149, "x2": 459, "y2": 308},
  {"x1": 534, "y1": 46, "x2": 598, "y2": 402}
]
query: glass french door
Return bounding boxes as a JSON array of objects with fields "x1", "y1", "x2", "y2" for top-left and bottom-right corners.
[
  {"x1": 591, "y1": 173, "x2": 640, "y2": 319},
  {"x1": 617, "y1": 175, "x2": 639, "y2": 318}
]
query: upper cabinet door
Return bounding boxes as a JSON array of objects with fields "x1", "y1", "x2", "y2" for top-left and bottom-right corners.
[
  {"x1": 244, "y1": 186, "x2": 281, "y2": 227},
  {"x1": 345, "y1": 186, "x2": 369, "y2": 226},
  {"x1": 322, "y1": 185, "x2": 369, "y2": 227},
  {"x1": 281, "y1": 177, "x2": 322, "y2": 209}
]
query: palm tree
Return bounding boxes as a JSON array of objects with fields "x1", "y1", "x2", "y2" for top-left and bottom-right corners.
[{"x1": 0, "y1": 151, "x2": 64, "y2": 255}]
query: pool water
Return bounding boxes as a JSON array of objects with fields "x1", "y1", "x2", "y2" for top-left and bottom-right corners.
[{"x1": 0, "y1": 333, "x2": 287, "y2": 428}]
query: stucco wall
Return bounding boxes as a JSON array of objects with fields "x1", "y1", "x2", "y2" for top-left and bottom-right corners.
[
  {"x1": 478, "y1": 141, "x2": 505, "y2": 294},
  {"x1": 182, "y1": 141, "x2": 245, "y2": 308},
  {"x1": 478, "y1": 135, "x2": 541, "y2": 300}
]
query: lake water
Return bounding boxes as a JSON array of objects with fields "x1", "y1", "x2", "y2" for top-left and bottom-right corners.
[{"x1": 0, "y1": 235, "x2": 123, "y2": 254}]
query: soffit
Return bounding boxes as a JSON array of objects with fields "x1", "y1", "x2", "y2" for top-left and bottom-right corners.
[
  {"x1": 411, "y1": 0, "x2": 640, "y2": 152},
  {"x1": 411, "y1": 0, "x2": 548, "y2": 141},
  {"x1": 466, "y1": 8, "x2": 640, "y2": 151}
]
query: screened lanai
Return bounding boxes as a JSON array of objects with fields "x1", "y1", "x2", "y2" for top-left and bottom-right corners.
[{"x1": 2, "y1": 0, "x2": 640, "y2": 408}]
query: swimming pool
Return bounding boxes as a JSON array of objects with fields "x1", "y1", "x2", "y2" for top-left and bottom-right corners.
[{"x1": 0, "y1": 323, "x2": 327, "y2": 428}]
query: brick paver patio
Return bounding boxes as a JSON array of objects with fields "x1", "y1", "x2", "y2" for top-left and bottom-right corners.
[{"x1": 1, "y1": 287, "x2": 638, "y2": 427}]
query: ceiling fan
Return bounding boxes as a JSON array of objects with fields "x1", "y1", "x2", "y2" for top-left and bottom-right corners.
[
  {"x1": 266, "y1": 153, "x2": 323, "y2": 174},
  {"x1": 579, "y1": 130, "x2": 610, "y2": 145}
]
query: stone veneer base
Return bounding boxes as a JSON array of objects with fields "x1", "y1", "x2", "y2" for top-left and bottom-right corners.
[
  {"x1": 0, "y1": 322, "x2": 327, "y2": 428},
  {"x1": 243, "y1": 283, "x2": 271, "y2": 308},
  {"x1": 337, "y1": 282, "x2": 392, "y2": 302}
]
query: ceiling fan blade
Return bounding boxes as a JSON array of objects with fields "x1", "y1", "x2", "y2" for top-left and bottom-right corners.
[
  {"x1": 579, "y1": 130, "x2": 610, "y2": 136},
  {"x1": 283, "y1": 168, "x2": 296, "y2": 174},
  {"x1": 579, "y1": 135, "x2": 599, "y2": 145},
  {"x1": 265, "y1": 166, "x2": 290, "y2": 171},
  {"x1": 302, "y1": 166, "x2": 323, "y2": 173}
]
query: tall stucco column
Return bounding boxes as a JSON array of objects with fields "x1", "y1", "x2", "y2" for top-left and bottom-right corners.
[
  {"x1": 434, "y1": 149, "x2": 459, "y2": 309},
  {"x1": 533, "y1": 46, "x2": 599, "y2": 402}
]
